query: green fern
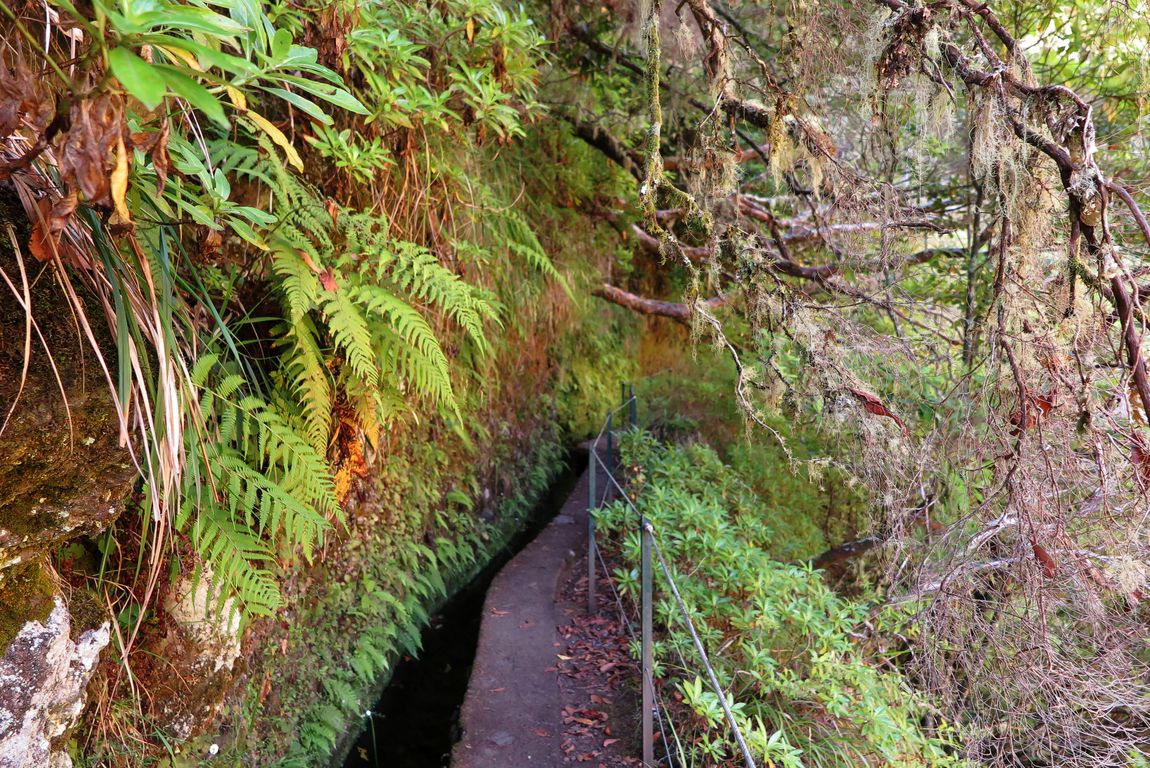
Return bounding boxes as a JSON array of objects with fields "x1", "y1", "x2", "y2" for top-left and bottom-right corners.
[
  {"x1": 256, "y1": 154, "x2": 492, "y2": 439},
  {"x1": 280, "y1": 315, "x2": 333, "y2": 454},
  {"x1": 179, "y1": 354, "x2": 339, "y2": 616},
  {"x1": 344, "y1": 215, "x2": 499, "y2": 352},
  {"x1": 354, "y1": 285, "x2": 456, "y2": 412},
  {"x1": 467, "y1": 181, "x2": 570, "y2": 295},
  {"x1": 322, "y1": 291, "x2": 380, "y2": 391},
  {"x1": 180, "y1": 138, "x2": 504, "y2": 619}
]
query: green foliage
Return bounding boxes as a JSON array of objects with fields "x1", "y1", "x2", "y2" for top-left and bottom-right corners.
[
  {"x1": 250, "y1": 429, "x2": 568, "y2": 767},
  {"x1": 14, "y1": 0, "x2": 627, "y2": 762},
  {"x1": 99, "y1": 0, "x2": 368, "y2": 131},
  {"x1": 595, "y1": 432, "x2": 965, "y2": 767},
  {"x1": 255, "y1": 155, "x2": 496, "y2": 447},
  {"x1": 177, "y1": 353, "x2": 338, "y2": 616},
  {"x1": 336, "y1": 0, "x2": 546, "y2": 140},
  {"x1": 636, "y1": 352, "x2": 869, "y2": 558}
]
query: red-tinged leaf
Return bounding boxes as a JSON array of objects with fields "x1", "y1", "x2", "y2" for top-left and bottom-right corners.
[
  {"x1": 1030, "y1": 536, "x2": 1058, "y2": 579},
  {"x1": 1132, "y1": 434, "x2": 1150, "y2": 490},
  {"x1": 533, "y1": 729, "x2": 551, "y2": 738},
  {"x1": 603, "y1": 739, "x2": 619, "y2": 747},
  {"x1": 848, "y1": 387, "x2": 908, "y2": 435},
  {"x1": 319, "y1": 267, "x2": 339, "y2": 292},
  {"x1": 1008, "y1": 387, "x2": 1058, "y2": 434}
]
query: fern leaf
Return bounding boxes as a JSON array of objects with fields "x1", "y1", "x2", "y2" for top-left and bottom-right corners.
[
  {"x1": 322, "y1": 291, "x2": 380, "y2": 391},
  {"x1": 353, "y1": 285, "x2": 457, "y2": 411}
]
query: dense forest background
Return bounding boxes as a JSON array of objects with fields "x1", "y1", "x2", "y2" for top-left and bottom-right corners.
[{"x1": 0, "y1": 0, "x2": 1148, "y2": 765}]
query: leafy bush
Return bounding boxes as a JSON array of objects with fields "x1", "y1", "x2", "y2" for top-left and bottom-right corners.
[{"x1": 594, "y1": 431, "x2": 965, "y2": 767}]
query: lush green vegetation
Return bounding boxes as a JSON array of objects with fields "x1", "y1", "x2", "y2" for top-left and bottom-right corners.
[
  {"x1": 3, "y1": 0, "x2": 641, "y2": 761},
  {"x1": 2, "y1": 0, "x2": 1149, "y2": 764},
  {"x1": 594, "y1": 429, "x2": 958, "y2": 767}
]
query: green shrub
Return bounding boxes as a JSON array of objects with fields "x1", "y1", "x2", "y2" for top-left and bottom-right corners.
[{"x1": 594, "y1": 431, "x2": 966, "y2": 767}]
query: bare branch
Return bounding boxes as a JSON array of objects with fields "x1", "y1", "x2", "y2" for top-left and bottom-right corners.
[{"x1": 592, "y1": 283, "x2": 728, "y2": 323}]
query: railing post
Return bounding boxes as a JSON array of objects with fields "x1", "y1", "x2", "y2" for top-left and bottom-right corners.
[
  {"x1": 628, "y1": 383, "x2": 637, "y2": 428},
  {"x1": 641, "y1": 517, "x2": 655, "y2": 767},
  {"x1": 587, "y1": 448, "x2": 597, "y2": 615}
]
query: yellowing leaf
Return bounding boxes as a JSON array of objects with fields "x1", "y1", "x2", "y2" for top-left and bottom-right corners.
[
  {"x1": 226, "y1": 86, "x2": 247, "y2": 110},
  {"x1": 244, "y1": 110, "x2": 303, "y2": 171},
  {"x1": 466, "y1": 17, "x2": 475, "y2": 43},
  {"x1": 111, "y1": 135, "x2": 131, "y2": 222},
  {"x1": 157, "y1": 45, "x2": 202, "y2": 71}
]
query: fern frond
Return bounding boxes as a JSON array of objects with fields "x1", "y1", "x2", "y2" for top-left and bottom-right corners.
[
  {"x1": 250, "y1": 404, "x2": 340, "y2": 520},
  {"x1": 354, "y1": 285, "x2": 456, "y2": 411},
  {"x1": 322, "y1": 291, "x2": 380, "y2": 391},
  {"x1": 272, "y1": 244, "x2": 322, "y2": 322},
  {"x1": 343, "y1": 213, "x2": 497, "y2": 352},
  {"x1": 281, "y1": 315, "x2": 334, "y2": 452},
  {"x1": 185, "y1": 499, "x2": 282, "y2": 616},
  {"x1": 385, "y1": 240, "x2": 497, "y2": 352},
  {"x1": 502, "y1": 211, "x2": 568, "y2": 293},
  {"x1": 179, "y1": 354, "x2": 340, "y2": 617}
]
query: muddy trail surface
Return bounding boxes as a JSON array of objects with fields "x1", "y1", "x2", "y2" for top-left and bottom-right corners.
[{"x1": 450, "y1": 445, "x2": 641, "y2": 768}]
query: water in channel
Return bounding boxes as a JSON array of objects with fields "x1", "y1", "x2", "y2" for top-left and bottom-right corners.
[{"x1": 340, "y1": 452, "x2": 582, "y2": 768}]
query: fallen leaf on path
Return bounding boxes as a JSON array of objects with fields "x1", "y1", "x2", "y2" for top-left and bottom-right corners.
[
  {"x1": 490, "y1": 608, "x2": 509, "y2": 617},
  {"x1": 488, "y1": 687, "x2": 505, "y2": 693},
  {"x1": 533, "y1": 729, "x2": 551, "y2": 737},
  {"x1": 603, "y1": 739, "x2": 619, "y2": 747}
]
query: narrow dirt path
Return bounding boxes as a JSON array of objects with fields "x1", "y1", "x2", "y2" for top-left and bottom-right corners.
[{"x1": 451, "y1": 449, "x2": 640, "y2": 768}]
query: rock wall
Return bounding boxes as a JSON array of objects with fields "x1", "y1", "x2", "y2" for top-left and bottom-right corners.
[
  {"x1": 0, "y1": 190, "x2": 131, "y2": 765},
  {"x1": 0, "y1": 593, "x2": 109, "y2": 768}
]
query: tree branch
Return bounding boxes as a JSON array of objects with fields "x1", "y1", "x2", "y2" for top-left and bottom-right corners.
[
  {"x1": 592, "y1": 283, "x2": 728, "y2": 323},
  {"x1": 559, "y1": 114, "x2": 644, "y2": 181}
]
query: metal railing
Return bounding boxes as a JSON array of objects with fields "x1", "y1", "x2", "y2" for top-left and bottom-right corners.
[{"x1": 586, "y1": 384, "x2": 758, "y2": 768}]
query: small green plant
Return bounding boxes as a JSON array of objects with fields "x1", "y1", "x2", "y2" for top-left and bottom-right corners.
[
  {"x1": 306, "y1": 126, "x2": 395, "y2": 182},
  {"x1": 595, "y1": 431, "x2": 965, "y2": 767}
]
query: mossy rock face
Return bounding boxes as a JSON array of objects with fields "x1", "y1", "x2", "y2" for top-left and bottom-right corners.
[
  {"x1": 0, "y1": 189, "x2": 136, "y2": 571},
  {"x1": 0, "y1": 560, "x2": 110, "y2": 768},
  {"x1": 0, "y1": 562, "x2": 55, "y2": 655}
]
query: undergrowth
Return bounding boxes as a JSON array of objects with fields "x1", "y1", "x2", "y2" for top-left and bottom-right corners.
[{"x1": 595, "y1": 431, "x2": 964, "y2": 767}]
